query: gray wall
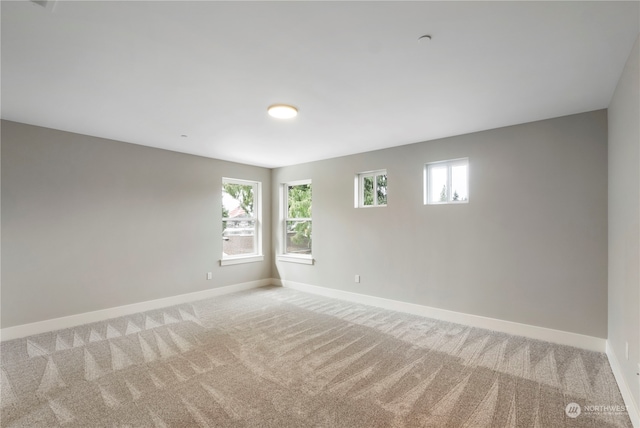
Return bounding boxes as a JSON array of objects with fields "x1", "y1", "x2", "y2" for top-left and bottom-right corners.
[
  {"x1": 608, "y1": 35, "x2": 640, "y2": 408},
  {"x1": 272, "y1": 111, "x2": 608, "y2": 338},
  {"x1": 0, "y1": 109, "x2": 615, "y2": 341},
  {"x1": 1, "y1": 120, "x2": 272, "y2": 328}
]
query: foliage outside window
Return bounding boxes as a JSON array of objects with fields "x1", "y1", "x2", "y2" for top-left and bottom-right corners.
[
  {"x1": 284, "y1": 181, "x2": 312, "y2": 256},
  {"x1": 357, "y1": 170, "x2": 387, "y2": 207},
  {"x1": 425, "y1": 159, "x2": 469, "y2": 204},
  {"x1": 222, "y1": 178, "x2": 261, "y2": 262}
]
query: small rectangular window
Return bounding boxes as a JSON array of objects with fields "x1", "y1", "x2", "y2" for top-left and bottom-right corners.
[
  {"x1": 221, "y1": 178, "x2": 263, "y2": 264},
  {"x1": 424, "y1": 159, "x2": 469, "y2": 204},
  {"x1": 284, "y1": 181, "x2": 312, "y2": 256},
  {"x1": 356, "y1": 170, "x2": 387, "y2": 207}
]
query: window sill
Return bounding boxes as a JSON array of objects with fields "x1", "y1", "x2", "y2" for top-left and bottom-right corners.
[
  {"x1": 277, "y1": 255, "x2": 314, "y2": 265},
  {"x1": 425, "y1": 201, "x2": 469, "y2": 206},
  {"x1": 220, "y1": 255, "x2": 264, "y2": 266}
]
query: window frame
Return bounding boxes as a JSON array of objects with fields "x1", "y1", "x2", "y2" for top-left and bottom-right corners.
[
  {"x1": 220, "y1": 177, "x2": 263, "y2": 266},
  {"x1": 424, "y1": 158, "x2": 469, "y2": 205},
  {"x1": 278, "y1": 179, "x2": 313, "y2": 265},
  {"x1": 355, "y1": 169, "x2": 387, "y2": 208}
]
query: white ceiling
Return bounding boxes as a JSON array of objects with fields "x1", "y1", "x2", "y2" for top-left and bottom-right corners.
[{"x1": 2, "y1": 1, "x2": 639, "y2": 168}]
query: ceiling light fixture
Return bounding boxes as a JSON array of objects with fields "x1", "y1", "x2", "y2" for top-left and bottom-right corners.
[
  {"x1": 268, "y1": 104, "x2": 298, "y2": 119},
  {"x1": 418, "y1": 34, "x2": 432, "y2": 43}
]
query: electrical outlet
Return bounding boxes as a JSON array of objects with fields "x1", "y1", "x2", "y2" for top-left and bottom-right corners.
[
  {"x1": 355, "y1": 275, "x2": 360, "y2": 283},
  {"x1": 207, "y1": 272, "x2": 212, "y2": 280}
]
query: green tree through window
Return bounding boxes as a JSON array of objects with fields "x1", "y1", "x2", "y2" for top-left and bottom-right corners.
[
  {"x1": 222, "y1": 179, "x2": 260, "y2": 258},
  {"x1": 285, "y1": 183, "x2": 312, "y2": 254},
  {"x1": 223, "y1": 183, "x2": 254, "y2": 216},
  {"x1": 358, "y1": 170, "x2": 387, "y2": 207}
]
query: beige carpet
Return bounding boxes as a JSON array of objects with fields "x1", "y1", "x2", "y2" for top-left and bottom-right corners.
[{"x1": 0, "y1": 286, "x2": 632, "y2": 427}]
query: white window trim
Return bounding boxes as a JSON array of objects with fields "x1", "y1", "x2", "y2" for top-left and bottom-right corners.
[
  {"x1": 424, "y1": 158, "x2": 469, "y2": 205},
  {"x1": 220, "y1": 255, "x2": 264, "y2": 266},
  {"x1": 355, "y1": 169, "x2": 387, "y2": 208},
  {"x1": 221, "y1": 177, "x2": 262, "y2": 265},
  {"x1": 281, "y1": 179, "x2": 313, "y2": 261},
  {"x1": 277, "y1": 254, "x2": 314, "y2": 265}
]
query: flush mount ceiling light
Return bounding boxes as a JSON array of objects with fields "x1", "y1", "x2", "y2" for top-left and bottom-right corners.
[{"x1": 268, "y1": 104, "x2": 298, "y2": 119}]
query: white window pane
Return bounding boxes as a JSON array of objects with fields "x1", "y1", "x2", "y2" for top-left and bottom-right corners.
[
  {"x1": 376, "y1": 174, "x2": 387, "y2": 205},
  {"x1": 288, "y1": 184, "x2": 312, "y2": 218},
  {"x1": 222, "y1": 178, "x2": 262, "y2": 261},
  {"x1": 357, "y1": 170, "x2": 386, "y2": 208},
  {"x1": 451, "y1": 165, "x2": 468, "y2": 201},
  {"x1": 223, "y1": 220, "x2": 256, "y2": 256},
  {"x1": 363, "y1": 176, "x2": 374, "y2": 206},
  {"x1": 430, "y1": 166, "x2": 448, "y2": 203},
  {"x1": 222, "y1": 183, "x2": 255, "y2": 218},
  {"x1": 285, "y1": 220, "x2": 312, "y2": 254}
]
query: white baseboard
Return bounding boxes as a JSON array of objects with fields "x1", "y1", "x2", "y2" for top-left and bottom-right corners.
[
  {"x1": 607, "y1": 342, "x2": 640, "y2": 428},
  {"x1": 276, "y1": 279, "x2": 606, "y2": 353},
  {"x1": 0, "y1": 279, "x2": 273, "y2": 341}
]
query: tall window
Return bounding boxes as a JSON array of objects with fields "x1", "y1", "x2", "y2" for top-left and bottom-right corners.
[
  {"x1": 221, "y1": 178, "x2": 262, "y2": 265},
  {"x1": 425, "y1": 158, "x2": 469, "y2": 204},
  {"x1": 356, "y1": 170, "x2": 387, "y2": 208},
  {"x1": 283, "y1": 181, "x2": 312, "y2": 259}
]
